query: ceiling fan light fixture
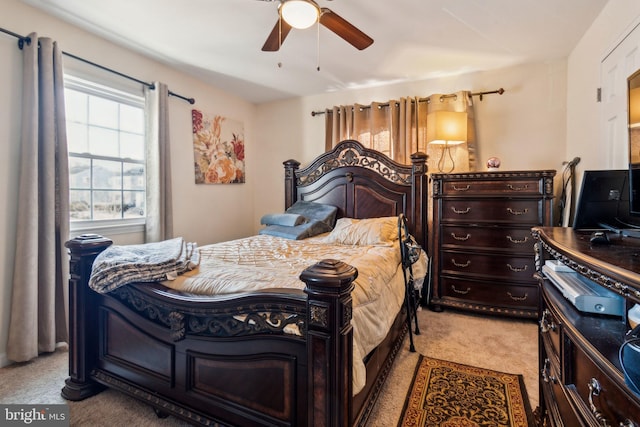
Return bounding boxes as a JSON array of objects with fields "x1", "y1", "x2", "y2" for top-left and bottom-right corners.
[{"x1": 280, "y1": 0, "x2": 319, "y2": 29}]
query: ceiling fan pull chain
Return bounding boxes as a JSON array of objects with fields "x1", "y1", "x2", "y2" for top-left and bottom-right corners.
[
  {"x1": 279, "y1": 14, "x2": 282, "y2": 50},
  {"x1": 316, "y1": 20, "x2": 320, "y2": 71},
  {"x1": 277, "y1": 13, "x2": 283, "y2": 68}
]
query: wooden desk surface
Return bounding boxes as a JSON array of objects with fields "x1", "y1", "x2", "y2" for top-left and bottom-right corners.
[{"x1": 532, "y1": 227, "x2": 640, "y2": 300}]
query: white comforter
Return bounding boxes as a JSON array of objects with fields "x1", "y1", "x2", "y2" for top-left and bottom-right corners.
[{"x1": 161, "y1": 233, "x2": 427, "y2": 394}]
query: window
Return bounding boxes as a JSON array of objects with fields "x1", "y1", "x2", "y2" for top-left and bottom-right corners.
[{"x1": 64, "y1": 75, "x2": 146, "y2": 228}]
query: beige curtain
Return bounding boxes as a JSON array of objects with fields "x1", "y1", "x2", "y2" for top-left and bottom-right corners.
[
  {"x1": 325, "y1": 98, "x2": 417, "y2": 164},
  {"x1": 144, "y1": 82, "x2": 173, "y2": 242},
  {"x1": 7, "y1": 34, "x2": 70, "y2": 362},
  {"x1": 324, "y1": 91, "x2": 476, "y2": 171}
]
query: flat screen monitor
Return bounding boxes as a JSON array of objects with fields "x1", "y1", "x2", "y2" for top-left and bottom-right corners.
[{"x1": 573, "y1": 169, "x2": 640, "y2": 230}]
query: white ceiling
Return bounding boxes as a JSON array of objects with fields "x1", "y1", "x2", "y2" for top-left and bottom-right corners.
[{"x1": 24, "y1": 0, "x2": 609, "y2": 104}]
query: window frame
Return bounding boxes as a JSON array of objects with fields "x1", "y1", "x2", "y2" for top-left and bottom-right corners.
[{"x1": 64, "y1": 73, "x2": 147, "y2": 236}]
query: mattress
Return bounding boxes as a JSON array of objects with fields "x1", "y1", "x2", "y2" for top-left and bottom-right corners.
[{"x1": 160, "y1": 233, "x2": 428, "y2": 393}]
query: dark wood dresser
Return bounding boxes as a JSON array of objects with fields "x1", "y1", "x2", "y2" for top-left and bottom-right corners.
[
  {"x1": 532, "y1": 227, "x2": 640, "y2": 426},
  {"x1": 429, "y1": 170, "x2": 555, "y2": 319}
]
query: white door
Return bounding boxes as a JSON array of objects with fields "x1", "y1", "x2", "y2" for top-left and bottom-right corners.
[{"x1": 601, "y1": 19, "x2": 640, "y2": 169}]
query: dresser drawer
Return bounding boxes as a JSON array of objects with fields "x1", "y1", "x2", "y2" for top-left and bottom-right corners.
[
  {"x1": 441, "y1": 179, "x2": 544, "y2": 196},
  {"x1": 540, "y1": 308, "x2": 561, "y2": 363},
  {"x1": 441, "y1": 250, "x2": 535, "y2": 282},
  {"x1": 441, "y1": 225, "x2": 534, "y2": 252},
  {"x1": 570, "y1": 341, "x2": 640, "y2": 425},
  {"x1": 439, "y1": 276, "x2": 538, "y2": 309},
  {"x1": 540, "y1": 354, "x2": 579, "y2": 426},
  {"x1": 441, "y1": 199, "x2": 543, "y2": 224}
]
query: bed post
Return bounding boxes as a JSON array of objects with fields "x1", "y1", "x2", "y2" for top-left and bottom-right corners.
[
  {"x1": 300, "y1": 259, "x2": 357, "y2": 427},
  {"x1": 410, "y1": 151, "x2": 428, "y2": 250},
  {"x1": 61, "y1": 234, "x2": 112, "y2": 401},
  {"x1": 283, "y1": 159, "x2": 300, "y2": 209}
]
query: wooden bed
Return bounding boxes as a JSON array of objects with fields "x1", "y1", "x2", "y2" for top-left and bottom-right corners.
[{"x1": 61, "y1": 140, "x2": 428, "y2": 426}]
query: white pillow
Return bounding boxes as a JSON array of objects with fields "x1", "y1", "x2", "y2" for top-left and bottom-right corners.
[{"x1": 324, "y1": 217, "x2": 398, "y2": 246}]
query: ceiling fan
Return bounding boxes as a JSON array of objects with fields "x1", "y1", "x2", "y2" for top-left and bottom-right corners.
[{"x1": 260, "y1": 0, "x2": 374, "y2": 52}]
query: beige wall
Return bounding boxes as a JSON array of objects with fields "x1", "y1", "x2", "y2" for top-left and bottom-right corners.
[
  {"x1": 253, "y1": 60, "x2": 570, "y2": 231},
  {"x1": 0, "y1": 0, "x2": 257, "y2": 365}
]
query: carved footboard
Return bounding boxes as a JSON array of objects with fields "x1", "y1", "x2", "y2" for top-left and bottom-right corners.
[
  {"x1": 62, "y1": 234, "x2": 358, "y2": 427},
  {"x1": 61, "y1": 140, "x2": 428, "y2": 426}
]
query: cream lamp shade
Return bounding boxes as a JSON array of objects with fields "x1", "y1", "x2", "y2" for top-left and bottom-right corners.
[
  {"x1": 427, "y1": 111, "x2": 468, "y2": 145},
  {"x1": 280, "y1": 0, "x2": 320, "y2": 29}
]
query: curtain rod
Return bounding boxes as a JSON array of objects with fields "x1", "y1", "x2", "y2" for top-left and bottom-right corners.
[
  {"x1": 0, "y1": 27, "x2": 195, "y2": 105},
  {"x1": 310, "y1": 88, "x2": 505, "y2": 117}
]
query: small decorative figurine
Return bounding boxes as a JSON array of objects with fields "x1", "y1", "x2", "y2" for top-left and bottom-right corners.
[{"x1": 487, "y1": 157, "x2": 501, "y2": 171}]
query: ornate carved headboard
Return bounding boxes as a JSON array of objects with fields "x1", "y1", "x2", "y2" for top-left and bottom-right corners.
[{"x1": 283, "y1": 140, "x2": 428, "y2": 249}]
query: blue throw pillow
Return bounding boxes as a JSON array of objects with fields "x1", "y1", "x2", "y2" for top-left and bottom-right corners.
[
  {"x1": 259, "y1": 220, "x2": 332, "y2": 240},
  {"x1": 285, "y1": 201, "x2": 338, "y2": 229},
  {"x1": 260, "y1": 213, "x2": 307, "y2": 227}
]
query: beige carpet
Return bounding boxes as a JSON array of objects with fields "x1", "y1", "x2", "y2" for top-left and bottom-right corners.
[{"x1": 0, "y1": 309, "x2": 538, "y2": 426}]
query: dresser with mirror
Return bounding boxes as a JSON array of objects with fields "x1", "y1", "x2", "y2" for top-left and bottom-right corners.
[
  {"x1": 532, "y1": 68, "x2": 640, "y2": 426},
  {"x1": 533, "y1": 227, "x2": 640, "y2": 426}
]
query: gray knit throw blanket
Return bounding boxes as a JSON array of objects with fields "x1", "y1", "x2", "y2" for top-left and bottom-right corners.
[{"x1": 89, "y1": 237, "x2": 199, "y2": 294}]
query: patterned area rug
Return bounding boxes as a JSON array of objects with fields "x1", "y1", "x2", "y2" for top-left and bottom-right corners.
[{"x1": 398, "y1": 355, "x2": 534, "y2": 427}]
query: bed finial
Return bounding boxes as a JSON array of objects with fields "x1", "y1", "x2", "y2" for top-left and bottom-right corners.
[
  {"x1": 63, "y1": 234, "x2": 113, "y2": 401},
  {"x1": 301, "y1": 258, "x2": 357, "y2": 426},
  {"x1": 284, "y1": 159, "x2": 301, "y2": 209}
]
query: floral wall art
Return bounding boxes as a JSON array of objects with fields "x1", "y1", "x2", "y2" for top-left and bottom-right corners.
[{"x1": 192, "y1": 109, "x2": 245, "y2": 184}]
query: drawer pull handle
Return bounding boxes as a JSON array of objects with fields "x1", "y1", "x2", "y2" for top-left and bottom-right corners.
[
  {"x1": 540, "y1": 309, "x2": 557, "y2": 333},
  {"x1": 541, "y1": 358, "x2": 557, "y2": 384},
  {"x1": 620, "y1": 420, "x2": 637, "y2": 427},
  {"x1": 451, "y1": 206, "x2": 471, "y2": 214},
  {"x1": 507, "y1": 291, "x2": 528, "y2": 301},
  {"x1": 452, "y1": 184, "x2": 471, "y2": 191},
  {"x1": 588, "y1": 378, "x2": 611, "y2": 426},
  {"x1": 507, "y1": 263, "x2": 528, "y2": 272},
  {"x1": 451, "y1": 232, "x2": 471, "y2": 241},
  {"x1": 508, "y1": 184, "x2": 529, "y2": 191},
  {"x1": 451, "y1": 285, "x2": 471, "y2": 295},
  {"x1": 451, "y1": 259, "x2": 471, "y2": 268},
  {"x1": 506, "y1": 235, "x2": 528, "y2": 244},
  {"x1": 507, "y1": 207, "x2": 529, "y2": 216}
]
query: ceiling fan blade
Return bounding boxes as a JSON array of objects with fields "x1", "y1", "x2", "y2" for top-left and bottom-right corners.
[
  {"x1": 262, "y1": 18, "x2": 293, "y2": 51},
  {"x1": 319, "y1": 8, "x2": 373, "y2": 50}
]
